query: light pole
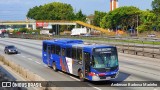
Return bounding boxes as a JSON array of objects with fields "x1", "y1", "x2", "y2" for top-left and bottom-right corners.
[{"x1": 137, "y1": 15, "x2": 139, "y2": 35}]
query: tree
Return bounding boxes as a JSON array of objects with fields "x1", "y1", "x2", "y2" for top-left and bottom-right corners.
[
  {"x1": 93, "y1": 11, "x2": 106, "y2": 27},
  {"x1": 75, "y1": 10, "x2": 86, "y2": 21},
  {"x1": 27, "y1": 2, "x2": 75, "y2": 20},
  {"x1": 151, "y1": 0, "x2": 160, "y2": 31},
  {"x1": 100, "y1": 6, "x2": 140, "y2": 31},
  {"x1": 19, "y1": 28, "x2": 28, "y2": 33},
  {"x1": 152, "y1": 0, "x2": 160, "y2": 14},
  {"x1": 138, "y1": 11, "x2": 157, "y2": 33}
]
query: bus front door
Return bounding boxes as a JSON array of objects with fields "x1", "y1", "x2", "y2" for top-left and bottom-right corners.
[
  {"x1": 47, "y1": 45, "x2": 51, "y2": 66},
  {"x1": 83, "y1": 52, "x2": 90, "y2": 77}
]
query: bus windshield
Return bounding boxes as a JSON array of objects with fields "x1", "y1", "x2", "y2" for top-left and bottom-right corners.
[{"x1": 92, "y1": 47, "x2": 118, "y2": 69}]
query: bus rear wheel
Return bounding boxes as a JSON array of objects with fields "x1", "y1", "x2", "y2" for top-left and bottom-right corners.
[
  {"x1": 52, "y1": 62, "x2": 57, "y2": 72},
  {"x1": 78, "y1": 70, "x2": 85, "y2": 81}
]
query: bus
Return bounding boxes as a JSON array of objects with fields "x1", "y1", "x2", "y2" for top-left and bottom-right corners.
[{"x1": 42, "y1": 39, "x2": 119, "y2": 81}]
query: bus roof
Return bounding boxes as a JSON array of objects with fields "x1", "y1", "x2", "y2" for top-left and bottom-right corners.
[
  {"x1": 43, "y1": 38, "x2": 115, "y2": 50},
  {"x1": 72, "y1": 43, "x2": 115, "y2": 49},
  {"x1": 74, "y1": 43, "x2": 114, "y2": 48},
  {"x1": 43, "y1": 38, "x2": 83, "y2": 44}
]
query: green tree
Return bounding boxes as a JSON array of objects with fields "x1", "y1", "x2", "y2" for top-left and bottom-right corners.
[
  {"x1": 100, "y1": 6, "x2": 140, "y2": 31},
  {"x1": 27, "y1": 2, "x2": 75, "y2": 20},
  {"x1": 75, "y1": 10, "x2": 86, "y2": 21},
  {"x1": 151, "y1": 0, "x2": 160, "y2": 31},
  {"x1": 19, "y1": 28, "x2": 28, "y2": 33},
  {"x1": 93, "y1": 11, "x2": 106, "y2": 27},
  {"x1": 138, "y1": 11, "x2": 157, "y2": 33},
  {"x1": 152, "y1": 0, "x2": 160, "y2": 14}
]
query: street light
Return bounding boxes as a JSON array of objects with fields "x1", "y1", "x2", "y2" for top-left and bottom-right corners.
[{"x1": 137, "y1": 15, "x2": 139, "y2": 35}]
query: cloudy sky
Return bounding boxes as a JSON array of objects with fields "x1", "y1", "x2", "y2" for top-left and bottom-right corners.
[{"x1": 0, "y1": 0, "x2": 153, "y2": 20}]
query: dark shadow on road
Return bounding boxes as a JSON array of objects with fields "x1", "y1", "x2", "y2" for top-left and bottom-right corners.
[
  {"x1": 87, "y1": 71, "x2": 130, "y2": 86},
  {"x1": 56, "y1": 70, "x2": 130, "y2": 87},
  {"x1": 0, "y1": 65, "x2": 27, "y2": 90},
  {"x1": 0, "y1": 66, "x2": 17, "y2": 81}
]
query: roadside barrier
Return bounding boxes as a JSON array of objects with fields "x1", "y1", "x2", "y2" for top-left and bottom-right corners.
[
  {"x1": 0, "y1": 55, "x2": 60, "y2": 90},
  {"x1": 8, "y1": 34, "x2": 160, "y2": 59}
]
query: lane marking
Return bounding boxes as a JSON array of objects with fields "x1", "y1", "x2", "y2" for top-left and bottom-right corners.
[
  {"x1": 44, "y1": 65, "x2": 48, "y2": 67},
  {"x1": 58, "y1": 71, "x2": 64, "y2": 74},
  {"x1": 121, "y1": 58, "x2": 160, "y2": 67},
  {"x1": 88, "y1": 84, "x2": 102, "y2": 90},
  {"x1": 69, "y1": 76, "x2": 80, "y2": 81},
  {"x1": 43, "y1": 64, "x2": 50, "y2": 68},
  {"x1": 28, "y1": 58, "x2": 33, "y2": 61},
  {"x1": 22, "y1": 56, "x2": 26, "y2": 58},
  {"x1": 35, "y1": 61, "x2": 41, "y2": 64},
  {"x1": 154, "y1": 88, "x2": 157, "y2": 90}
]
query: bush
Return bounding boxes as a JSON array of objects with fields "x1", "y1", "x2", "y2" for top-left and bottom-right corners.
[{"x1": 19, "y1": 28, "x2": 28, "y2": 33}]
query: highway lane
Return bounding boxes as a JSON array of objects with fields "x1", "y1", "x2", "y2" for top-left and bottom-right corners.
[{"x1": 0, "y1": 38, "x2": 160, "y2": 90}]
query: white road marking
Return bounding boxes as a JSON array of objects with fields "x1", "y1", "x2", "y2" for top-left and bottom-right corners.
[
  {"x1": 58, "y1": 71, "x2": 80, "y2": 81},
  {"x1": 28, "y1": 58, "x2": 33, "y2": 61},
  {"x1": 58, "y1": 71, "x2": 64, "y2": 74},
  {"x1": 154, "y1": 88, "x2": 157, "y2": 90},
  {"x1": 22, "y1": 56, "x2": 26, "y2": 58},
  {"x1": 22, "y1": 48, "x2": 27, "y2": 50},
  {"x1": 69, "y1": 76, "x2": 80, "y2": 81},
  {"x1": 35, "y1": 61, "x2": 41, "y2": 64},
  {"x1": 44, "y1": 65, "x2": 48, "y2": 67},
  {"x1": 88, "y1": 84, "x2": 102, "y2": 90}
]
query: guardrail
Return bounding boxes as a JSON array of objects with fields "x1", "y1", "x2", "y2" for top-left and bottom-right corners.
[
  {"x1": 86, "y1": 40, "x2": 160, "y2": 59},
  {"x1": 0, "y1": 54, "x2": 60, "y2": 90},
  {"x1": 8, "y1": 34, "x2": 160, "y2": 59}
]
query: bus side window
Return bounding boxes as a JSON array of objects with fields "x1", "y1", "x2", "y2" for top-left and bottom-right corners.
[
  {"x1": 51, "y1": 45, "x2": 55, "y2": 54},
  {"x1": 43, "y1": 43, "x2": 47, "y2": 52},
  {"x1": 72, "y1": 48, "x2": 76, "y2": 59},
  {"x1": 61, "y1": 48, "x2": 65, "y2": 56},
  {"x1": 77, "y1": 49, "x2": 82, "y2": 60},
  {"x1": 55, "y1": 45, "x2": 60, "y2": 55},
  {"x1": 66, "y1": 48, "x2": 71, "y2": 58}
]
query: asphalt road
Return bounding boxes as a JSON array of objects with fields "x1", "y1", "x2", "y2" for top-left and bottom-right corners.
[{"x1": 0, "y1": 38, "x2": 160, "y2": 90}]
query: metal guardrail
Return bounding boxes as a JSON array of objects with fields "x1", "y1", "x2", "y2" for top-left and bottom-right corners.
[{"x1": 8, "y1": 34, "x2": 160, "y2": 59}]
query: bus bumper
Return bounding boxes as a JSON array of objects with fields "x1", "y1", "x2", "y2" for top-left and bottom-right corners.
[{"x1": 91, "y1": 71, "x2": 119, "y2": 81}]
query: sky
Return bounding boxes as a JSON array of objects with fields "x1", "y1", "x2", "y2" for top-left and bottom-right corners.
[{"x1": 0, "y1": 0, "x2": 154, "y2": 21}]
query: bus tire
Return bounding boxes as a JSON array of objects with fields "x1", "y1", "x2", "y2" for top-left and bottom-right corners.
[
  {"x1": 52, "y1": 62, "x2": 57, "y2": 72},
  {"x1": 78, "y1": 70, "x2": 85, "y2": 81}
]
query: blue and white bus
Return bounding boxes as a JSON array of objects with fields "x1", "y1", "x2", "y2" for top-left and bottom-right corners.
[{"x1": 42, "y1": 39, "x2": 119, "y2": 81}]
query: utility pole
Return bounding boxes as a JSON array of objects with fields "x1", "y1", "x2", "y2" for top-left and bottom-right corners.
[{"x1": 137, "y1": 15, "x2": 139, "y2": 35}]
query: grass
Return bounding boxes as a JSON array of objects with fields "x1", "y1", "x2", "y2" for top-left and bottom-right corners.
[
  {"x1": 52, "y1": 35, "x2": 160, "y2": 45},
  {"x1": 9, "y1": 34, "x2": 160, "y2": 45}
]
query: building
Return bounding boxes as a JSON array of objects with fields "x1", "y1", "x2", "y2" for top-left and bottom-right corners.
[
  {"x1": 110, "y1": 0, "x2": 118, "y2": 11},
  {"x1": 86, "y1": 14, "x2": 94, "y2": 24}
]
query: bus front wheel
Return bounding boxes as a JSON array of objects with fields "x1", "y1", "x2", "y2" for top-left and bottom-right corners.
[
  {"x1": 78, "y1": 70, "x2": 85, "y2": 81},
  {"x1": 52, "y1": 62, "x2": 57, "y2": 72}
]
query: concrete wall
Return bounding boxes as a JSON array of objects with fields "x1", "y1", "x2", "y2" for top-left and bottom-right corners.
[{"x1": 0, "y1": 55, "x2": 60, "y2": 90}]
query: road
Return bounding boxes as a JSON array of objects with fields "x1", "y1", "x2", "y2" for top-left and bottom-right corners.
[{"x1": 0, "y1": 38, "x2": 160, "y2": 90}]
